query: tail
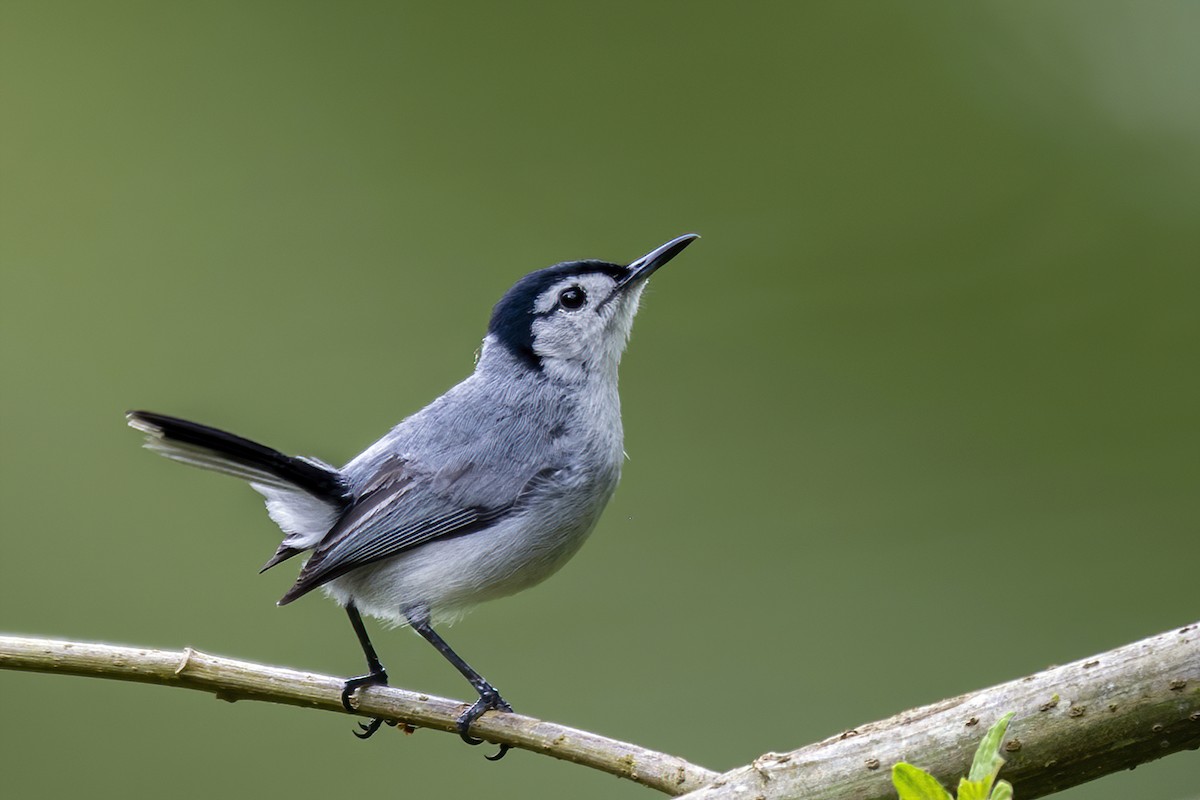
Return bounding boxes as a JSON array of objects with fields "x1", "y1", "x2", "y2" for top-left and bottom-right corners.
[{"x1": 126, "y1": 410, "x2": 350, "y2": 571}]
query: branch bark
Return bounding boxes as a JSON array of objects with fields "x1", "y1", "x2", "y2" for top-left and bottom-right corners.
[
  {"x1": 679, "y1": 621, "x2": 1200, "y2": 800},
  {"x1": 2, "y1": 622, "x2": 1198, "y2": 800},
  {"x1": 0, "y1": 635, "x2": 716, "y2": 796}
]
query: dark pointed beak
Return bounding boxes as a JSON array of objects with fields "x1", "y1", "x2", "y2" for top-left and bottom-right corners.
[{"x1": 618, "y1": 233, "x2": 700, "y2": 289}]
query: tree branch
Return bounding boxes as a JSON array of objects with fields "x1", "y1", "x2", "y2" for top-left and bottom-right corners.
[
  {"x1": 3, "y1": 622, "x2": 1197, "y2": 799},
  {"x1": 0, "y1": 635, "x2": 716, "y2": 796},
  {"x1": 678, "y1": 621, "x2": 1200, "y2": 800}
]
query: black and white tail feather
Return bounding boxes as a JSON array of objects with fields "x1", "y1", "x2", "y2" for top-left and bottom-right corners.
[{"x1": 126, "y1": 411, "x2": 350, "y2": 573}]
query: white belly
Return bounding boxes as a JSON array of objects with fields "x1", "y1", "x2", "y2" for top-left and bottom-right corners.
[{"x1": 320, "y1": 466, "x2": 619, "y2": 626}]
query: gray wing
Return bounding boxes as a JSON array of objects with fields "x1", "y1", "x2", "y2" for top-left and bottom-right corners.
[
  {"x1": 277, "y1": 372, "x2": 575, "y2": 604},
  {"x1": 277, "y1": 458, "x2": 554, "y2": 605}
]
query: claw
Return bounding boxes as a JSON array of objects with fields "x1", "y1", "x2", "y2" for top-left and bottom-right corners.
[
  {"x1": 341, "y1": 668, "x2": 390, "y2": 739},
  {"x1": 355, "y1": 718, "x2": 385, "y2": 739},
  {"x1": 454, "y1": 689, "x2": 514, "y2": 761},
  {"x1": 341, "y1": 669, "x2": 388, "y2": 712},
  {"x1": 456, "y1": 728, "x2": 507, "y2": 760},
  {"x1": 354, "y1": 719, "x2": 398, "y2": 739}
]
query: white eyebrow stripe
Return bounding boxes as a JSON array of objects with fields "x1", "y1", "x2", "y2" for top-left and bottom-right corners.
[
  {"x1": 533, "y1": 279, "x2": 579, "y2": 313},
  {"x1": 532, "y1": 274, "x2": 618, "y2": 314}
]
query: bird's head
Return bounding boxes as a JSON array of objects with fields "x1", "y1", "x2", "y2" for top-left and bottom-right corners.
[{"x1": 483, "y1": 234, "x2": 698, "y2": 382}]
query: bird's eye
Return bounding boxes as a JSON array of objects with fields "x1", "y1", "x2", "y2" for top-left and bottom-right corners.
[{"x1": 559, "y1": 286, "x2": 587, "y2": 310}]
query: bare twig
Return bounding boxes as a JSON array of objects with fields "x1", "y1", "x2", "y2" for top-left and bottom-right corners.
[
  {"x1": 0, "y1": 635, "x2": 716, "y2": 796},
  {"x1": 679, "y1": 621, "x2": 1200, "y2": 800},
  {"x1": 3, "y1": 622, "x2": 1198, "y2": 800}
]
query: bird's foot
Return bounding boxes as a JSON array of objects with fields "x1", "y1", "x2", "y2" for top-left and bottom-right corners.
[
  {"x1": 341, "y1": 668, "x2": 391, "y2": 739},
  {"x1": 456, "y1": 686, "x2": 514, "y2": 761}
]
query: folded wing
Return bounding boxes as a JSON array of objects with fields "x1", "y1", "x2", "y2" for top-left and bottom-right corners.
[{"x1": 277, "y1": 460, "x2": 518, "y2": 604}]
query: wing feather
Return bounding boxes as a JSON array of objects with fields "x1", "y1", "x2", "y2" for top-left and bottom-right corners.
[{"x1": 277, "y1": 467, "x2": 513, "y2": 605}]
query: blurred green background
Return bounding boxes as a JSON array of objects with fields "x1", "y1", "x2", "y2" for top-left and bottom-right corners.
[{"x1": 2, "y1": 2, "x2": 1197, "y2": 798}]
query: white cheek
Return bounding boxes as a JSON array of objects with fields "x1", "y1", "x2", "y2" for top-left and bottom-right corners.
[
  {"x1": 528, "y1": 278, "x2": 642, "y2": 372},
  {"x1": 531, "y1": 315, "x2": 585, "y2": 359}
]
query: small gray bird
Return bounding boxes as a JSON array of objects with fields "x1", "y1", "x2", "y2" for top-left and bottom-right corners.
[{"x1": 127, "y1": 233, "x2": 698, "y2": 758}]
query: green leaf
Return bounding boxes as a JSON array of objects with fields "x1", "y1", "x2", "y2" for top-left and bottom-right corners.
[
  {"x1": 968, "y1": 712, "x2": 1015, "y2": 784},
  {"x1": 957, "y1": 777, "x2": 990, "y2": 800},
  {"x1": 892, "y1": 763, "x2": 954, "y2": 800},
  {"x1": 990, "y1": 779, "x2": 1014, "y2": 800}
]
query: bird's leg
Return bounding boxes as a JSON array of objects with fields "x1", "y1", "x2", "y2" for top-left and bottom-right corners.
[
  {"x1": 341, "y1": 603, "x2": 395, "y2": 739},
  {"x1": 407, "y1": 608, "x2": 513, "y2": 761}
]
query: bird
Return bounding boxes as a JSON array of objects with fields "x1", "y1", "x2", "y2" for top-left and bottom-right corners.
[{"x1": 126, "y1": 233, "x2": 699, "y2": 759}]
